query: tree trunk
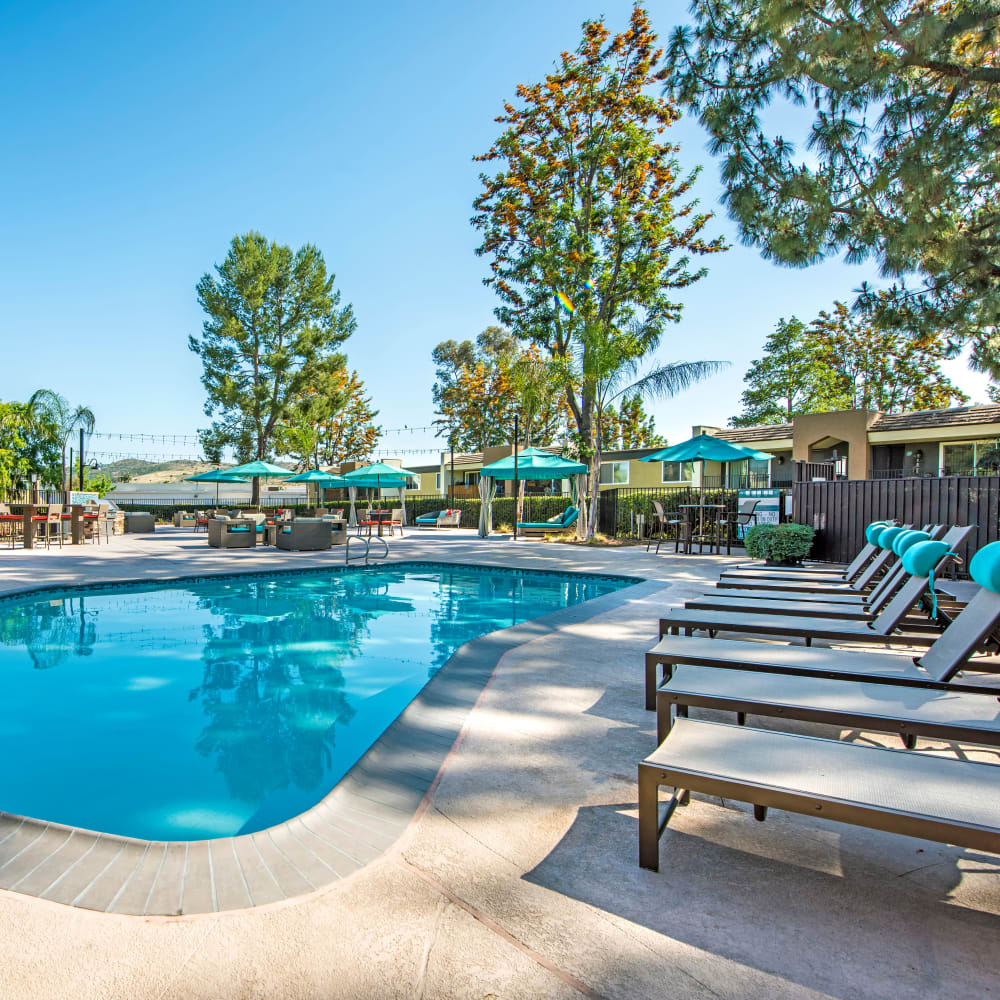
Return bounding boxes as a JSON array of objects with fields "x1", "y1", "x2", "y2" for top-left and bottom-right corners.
[{"x1": 587, "y1": 444, "x2": 601, "y2": 540}]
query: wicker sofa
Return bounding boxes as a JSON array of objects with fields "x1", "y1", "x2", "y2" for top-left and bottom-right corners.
[
  {"x1": 207, "y1": 518, "x2": 256, "y2": 549},
  {"x1": 275, "y1": 518, "x2": 332, "y2": 551}
]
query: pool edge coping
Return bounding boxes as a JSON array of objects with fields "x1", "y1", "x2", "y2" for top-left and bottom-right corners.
[{"x1": 0, "y1": 567, "x2": 667, "y2": 917}]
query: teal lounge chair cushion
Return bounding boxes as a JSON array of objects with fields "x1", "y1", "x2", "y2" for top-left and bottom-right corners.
[
  {"x1": 970, "y1": 541, "x2": 1000, "y2": 593},
  {"x1": 892, "y1": 529, "x2": 930, "y2": 556},
  {"x1": 865, "y1": 521, "x2": 890, "y2": 544},
  {"x1": 902, "y1": 539, "x2": 950, "y2": 578},
  {"x1": 877, "y1": 525, "x2": 905, "y2": 550}
]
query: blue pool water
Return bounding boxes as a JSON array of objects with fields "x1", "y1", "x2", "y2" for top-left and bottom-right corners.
[{"x1": 0, "y1": 563, "x2": 629, "y2": 840}]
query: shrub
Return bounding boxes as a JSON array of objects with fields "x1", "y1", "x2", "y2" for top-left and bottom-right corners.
[{"x1": 743, "y1": 523, "x2": 815, "y2": 564}]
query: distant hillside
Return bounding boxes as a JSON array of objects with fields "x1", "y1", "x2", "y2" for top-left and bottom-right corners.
[{"x1": 98, "y1": 459, "x2": 232, "y2": 484}]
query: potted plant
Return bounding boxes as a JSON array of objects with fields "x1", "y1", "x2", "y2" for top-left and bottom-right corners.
[{"x1": 743, "y1": 523, "x2": 815, "y2": 566}]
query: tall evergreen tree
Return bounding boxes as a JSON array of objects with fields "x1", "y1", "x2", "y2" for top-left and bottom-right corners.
[
  {"x1": 189, "y1": 232, "x2": 356, "y2": 502},
  {"x1": 662, "y1": 0, "x2": 1000, "y2": 346}
]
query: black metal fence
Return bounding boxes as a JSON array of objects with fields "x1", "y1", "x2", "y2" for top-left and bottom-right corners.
[
  {"x1": 793, "y1": 475, "x2": 1000, "y2": 565},
  {"x1": 597, "y1": 486, "x2": 792, "y2": 540}
]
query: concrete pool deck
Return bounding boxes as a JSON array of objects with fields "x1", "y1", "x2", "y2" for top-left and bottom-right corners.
[{"x1": 1, "y1": 528, "x2": 998, "y2": 998}]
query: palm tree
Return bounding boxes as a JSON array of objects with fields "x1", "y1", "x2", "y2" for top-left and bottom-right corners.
[
  {"x1": 571, "y1": 321, "x2": 726, "y2": 539},
  {"x1": 27, "y1": 390, "x2": 96, "y2": 490}
]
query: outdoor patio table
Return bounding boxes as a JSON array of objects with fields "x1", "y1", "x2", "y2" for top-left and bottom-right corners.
[
  {"x1": 358, "y1": 510, "x2": 390, "y2": 538},
  {"x1": 677, "y1": 503, "x2": 726, "y2": 555}
]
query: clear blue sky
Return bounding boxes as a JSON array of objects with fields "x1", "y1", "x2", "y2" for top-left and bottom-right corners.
[{"x1": 0, "y1": 0, "x2": 987, "y2": 465}]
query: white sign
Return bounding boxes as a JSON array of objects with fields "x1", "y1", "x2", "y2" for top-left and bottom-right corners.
[
  {"x1": 737, "y1": 488, "x2": 782, "y2": 538},
  {"x1": 69, "y1": 491, "x2": 99, "y2": 505}
]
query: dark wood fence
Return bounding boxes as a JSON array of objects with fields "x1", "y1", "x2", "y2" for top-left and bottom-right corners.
[{"x1": 793, "y1": 476, "x2": 1000, "y2": 565}]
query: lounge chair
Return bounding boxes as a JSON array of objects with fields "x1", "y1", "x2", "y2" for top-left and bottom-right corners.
[
  {"x1": 643, "y1": 547, "x2": 1000, "y2": 710},
  {"x1": 207, "y1": 518, "x2": 255, "y2": 549},
  {"x1": 718, "y1": 521, "x2": 923, "y2": 590},
  {"x1": 660, "y1": 530, "x2": 971, "y2": 648},
  {"x1": 415, "y1": 509, "x2": 461, "y2": 528},
  {"x1": 637, "y1": 718, "x2": 1000, "y2": 872},
  {"x1": 730, "y1": 518, "x2": 888, "y2": 575},
  {"x1": 684, "y1": 527, "x2": 955, "y2": 620},
  {"x1": 715, "y1": 524, "x2": 940, "y2": 601},
  {"x1": 517, "y1": 505, "x2": 579, "y2": 536},
  {"x1": 721, "y1": 518, "x2": 893, "y2": 579},
  {"x1": 275, "y1": 518, "x2": 331, "y2": 551}
]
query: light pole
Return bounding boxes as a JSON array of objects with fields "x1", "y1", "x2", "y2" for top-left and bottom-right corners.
[{"x1": 512, "y1": 414, "x2": 519, "y2": 541}]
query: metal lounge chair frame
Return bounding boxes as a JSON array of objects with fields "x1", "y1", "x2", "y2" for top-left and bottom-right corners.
[
  {"x1": 644, "y1": 584, "x2": 1000, "y2": 709},
  {"x1": 655, "y1": 663, "x2": 1000, "y2": 748},
  {"x1": 683, "y1": 527, "x2": 957, "y2": 621},
  {"x1": 660, "y1": 527, "x2": 973, "y2": 649},
  {"x1": 638, "y1": 718, "x2": 1000, "y2": 872}
]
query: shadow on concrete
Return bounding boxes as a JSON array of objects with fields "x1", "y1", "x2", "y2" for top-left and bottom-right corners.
[{"x1": 524, "y1": 800, "x2": 1000, "y2": 997}]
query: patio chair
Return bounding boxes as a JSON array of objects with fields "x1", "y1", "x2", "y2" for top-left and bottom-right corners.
[
  {"x1": 716, "y1": 498, "x2": 761, "y2": 556},
  {"x1": 637, "y1": 717, "x2": 1000, "y2": 872},
  {"x1": 207, "y1": 518, "x2": 255, "y2": 549},
  {"x1": 388, "y1": 508, "x2": 404, "y2": 536},
  {"x1": 275, "y1": 518, "x2": 332, "y2": 551},
  {"x1": 660, "y1": 528, "x2": 974, "y2": 649},
  {"x1": 39, "y1": 504, "x2": 64, "y2": 549},
  {"x1": 645, "y1": 500, "x2": 686, "y2": 555},
  {"x1": 84, "y1": 503, "x2": 111, "y2": 544},
  {"x1": 516, "y1": 506, "x2": 578, "y2": 537}
]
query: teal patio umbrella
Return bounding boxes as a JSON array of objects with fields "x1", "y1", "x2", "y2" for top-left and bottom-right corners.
[
  {"x1": 284, "y1": 469, "x2": 351, "y2": 508},
  {"x1": 640, "y1": 433, "x2": 774, "y2": 539},
  {"x1": 184, "y1": 469, "x2": 249, "y2": 503},
  {"x1": 343, "y1": 463, "x2": 419, "y2": 527},
  {"x1": 478, "y1": 446, "x2": 587, "y2": 479},
  {"x1": 224, "y1": 460, "x2": 293, "y2": 507},
  {"x1": 479, "y1": 448, "x2": 587, "y2": 539}
]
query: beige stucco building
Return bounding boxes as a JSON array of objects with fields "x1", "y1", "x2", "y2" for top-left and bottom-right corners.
[{"x1": 370, "y1": 404, "x2": 1000, "y2": 497}]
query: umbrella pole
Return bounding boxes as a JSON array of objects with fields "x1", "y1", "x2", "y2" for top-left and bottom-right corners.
[{"x1": 512, "y1": 414, "x2": 519, "y2": 541}]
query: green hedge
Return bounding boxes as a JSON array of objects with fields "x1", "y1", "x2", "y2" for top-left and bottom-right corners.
[{"x1": 744, "y1": 523, "x2": 815, "y2": 563}]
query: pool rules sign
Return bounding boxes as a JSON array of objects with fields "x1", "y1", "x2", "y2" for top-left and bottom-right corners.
[{"x1": 737, "y1": 488, "x2": 781, "y2": 539}]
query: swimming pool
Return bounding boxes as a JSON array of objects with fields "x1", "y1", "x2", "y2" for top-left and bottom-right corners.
[{"x1": 0, "y1": 563, "x2": 631, "y2": 841}]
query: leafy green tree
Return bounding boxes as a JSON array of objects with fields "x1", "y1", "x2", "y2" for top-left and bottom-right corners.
[
  {"x1": 565, "y1": 320, "x2": 723, "y2": 536},
  {"x1": 732, "y1": 305, "x2": 968, "y2": 426},
  {"x1": 809, "y1": 302, "x2": 969, "y2": 412},
  {"x1": 730, "y1": 318, "x2": 843, "y2": 426},
  {"x1": 473, "y1": 6, "x2": 727, "y2": 537},
  {"x1": 431, "y1": 328, "x2": 519, "y2": 452},
  {"x1": 277, "y1": 369, "x2": 380, "y2": 469},
  {"x1": 189, "y1": 232, "x2": 356, "y2": 502},
  {"x1": 28, "y1": 390, "x2": 95, "y2": 489},
  {"x1": 601, "y1": 394, "x2": 665, "y2": 449},
  {"x1": 661, "y1": 0, "x2": 1000, "y2": 344}
]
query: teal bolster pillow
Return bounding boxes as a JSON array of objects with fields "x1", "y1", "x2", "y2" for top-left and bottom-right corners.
[
  {"x1": 902, "y1": 540, "x2": 950, "y2": 578},
  {"x1": 891, "y1": 529, "x2": 930, "y2": 556},
  {"x1": 970, "y1": 542, "x2": 1000, "y2": 593},
  {"x1": 877, "y1": 525, "x2": 905, "y2": 550},
  {"x1": 865, "y1": 521, "x2": 890, "y2": 544}
]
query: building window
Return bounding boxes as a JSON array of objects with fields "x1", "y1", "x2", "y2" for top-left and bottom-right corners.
[
  {"x1": 410, "y1": 474, "x2": 421, "y2": 491},
  {"x1": 943, "y1": 439, "x2": 1000, "y2": 475},
  {"x1": 435, "y1": 473, "x2": 441, "y2": 490},
  {"x1": 599, "y1": 461, "x2": 629, "y2": 485},
  {"x1": 661, "y1": 461, "x2": 693, "y2": 483}
]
